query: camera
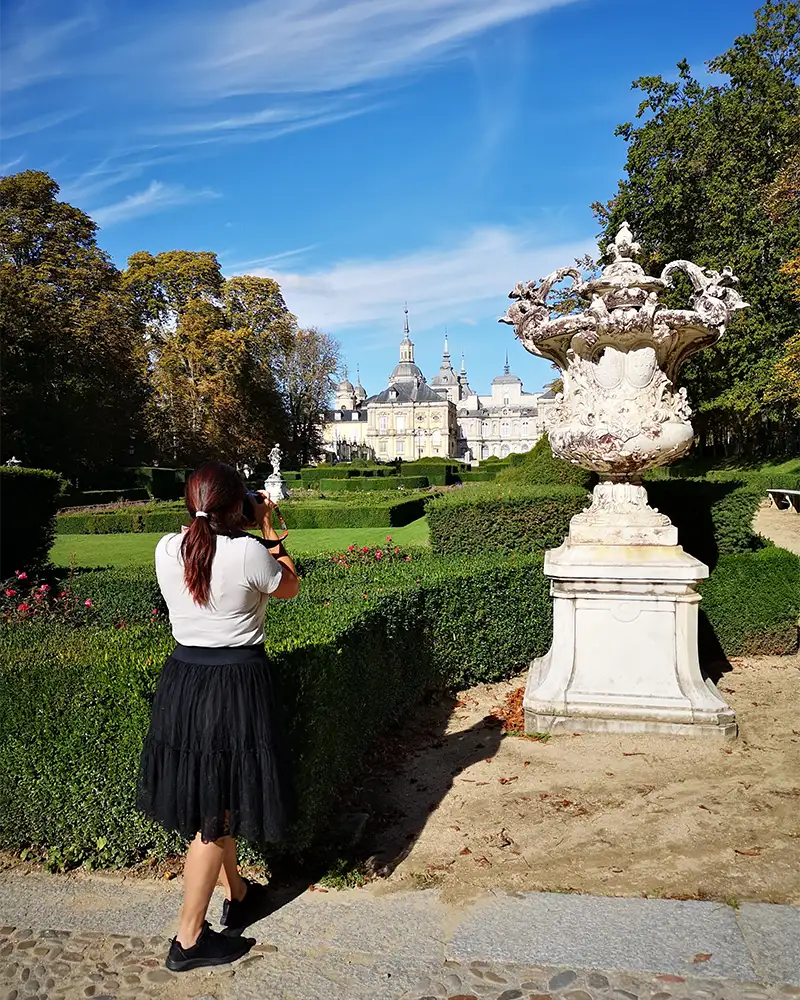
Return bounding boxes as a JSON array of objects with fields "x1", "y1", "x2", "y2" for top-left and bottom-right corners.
[{"x1": 242, "y1": 490, "x2": 262, "y2": 525}]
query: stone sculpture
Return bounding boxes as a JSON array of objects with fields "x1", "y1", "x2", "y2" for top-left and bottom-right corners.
[
  {"x1": 501, "y1": 222, "x2": 748, "y2": 740},
  {"x1": 263, "y1": 443, "x2": 288, "y2": 502}
]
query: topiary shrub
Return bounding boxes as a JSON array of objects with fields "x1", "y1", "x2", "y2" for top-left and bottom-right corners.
[
  {"x1": 495, "y1": 436, "x2": 596, "y2": 489},
  {"x1": 426, "y1": 484, "x2": 589, "y2": 556},
  {"x1": 0, "y1": 467, "x2": 66, "y2": 577},
  {"x1": 645, "y1": 479, "x2": 764, "y2": 567},
  {"x1": 699, "y1": 547, "x2": 799, "y2": 656}
]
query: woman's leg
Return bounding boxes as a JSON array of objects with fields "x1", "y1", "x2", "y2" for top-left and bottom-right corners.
[
  {"x1": 176, "y1": 834, "x2": 228, "y2": 948},
  {"x1": 218, "y1": 837, "x2": 247, "y2": 903}
]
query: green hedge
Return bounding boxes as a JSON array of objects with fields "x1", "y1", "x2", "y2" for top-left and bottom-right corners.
[
  {"x1": 0, "y1": 467, "x2": 66, "y2": 578},
  {"x1": 426, "y1": 484, "x2": 589, "y2": 556},
  {"x1": 646, "y1": 479, "x2": 764, "y2": 566},
  {"x1": 461, "y1": 471, "x2": 497, "y2": 482},
  {"x1": 62, "y1": 488, "x2": 151, "y2": 508},
  {"x1": 301, "y1": 466, "x2": 397, "y2": 485},
  {"x1": 698, "y1": 547, "x2": 800, "y2": 656},
  {"x1": 320, "y1": 475, "x2": 429, "y2": 492},
  {"x1": 495, "y1": 436, "x2": 595, "y2": 489},
  {"x1": 0, "y1": 552, "x2": 550, "y2": 867},
  {"x1": 280, "y1": 498, "x2": 426, "y2": 528}
]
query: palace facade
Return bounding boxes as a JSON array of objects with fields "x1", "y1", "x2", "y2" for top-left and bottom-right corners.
[{"x1": 322, "y1": 310, "x2": 555, "y2": 463}]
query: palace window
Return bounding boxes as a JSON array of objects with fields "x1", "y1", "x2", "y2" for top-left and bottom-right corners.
[
  {"x1": 503, "y1": 396, "x2": 509, "y2": 406},
  {"x1": 396, "y1": 438, "x2": 405, "y2": 455},
  {"x1": 501, "y1": 421, "x2": 510, "y2": 437},
  {"x1": 396, "y1": 414, "x2": 406, "y2": 433},
  {"x1": 431, "y1": 429, "x2": 442, "y2": 447},
  {"x1": 379, "y1": 414, "x2": 388, "y2": 433}
]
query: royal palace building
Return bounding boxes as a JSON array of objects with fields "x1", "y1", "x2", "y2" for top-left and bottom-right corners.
[{"x1": 322, "y1": 310, "x2": 555, "y2": 463}]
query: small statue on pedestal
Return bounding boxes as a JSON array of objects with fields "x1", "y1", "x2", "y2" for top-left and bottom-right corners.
[{"x1": 263, "y1": 443, "x2": 288, "y2": 502}]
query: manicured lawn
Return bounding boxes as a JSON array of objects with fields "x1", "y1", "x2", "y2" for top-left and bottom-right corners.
[{"x1": 51, "y1": 518, "x2": 430, "y2": 568}]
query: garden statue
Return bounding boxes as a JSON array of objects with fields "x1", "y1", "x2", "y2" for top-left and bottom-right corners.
[
  {"x1": 263, "y1": 443, "x2": 288, "y2": 502},
  {"x1": 501, "y1": 221, "x2": 748, "y2": 740}
]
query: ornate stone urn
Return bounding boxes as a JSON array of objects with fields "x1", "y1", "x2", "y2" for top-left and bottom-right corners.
[{"x1": 501, "y1": 223, "x2": 747, "y2": 740}]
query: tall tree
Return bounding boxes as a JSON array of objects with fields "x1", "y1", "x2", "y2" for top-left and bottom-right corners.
[
  {"x1": 593, "y1": 0, "x2": 800, "y2": 457},
  {"x1": 0, "y1": 170, "x2": 148, "y2": 477},
  {"x1": 271, "y1": 326, "x2": 340, "y2": 468}
]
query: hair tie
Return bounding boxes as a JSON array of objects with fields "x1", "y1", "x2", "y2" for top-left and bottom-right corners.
[{"x1": 195, "y1": 511, "x2": 209, "y2": 518}]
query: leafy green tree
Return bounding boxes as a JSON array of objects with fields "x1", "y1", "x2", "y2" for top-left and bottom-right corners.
[
  {"x1": 123, "y1": 250, "x2": 224, "y2": 334},
  {"x1": 0, "y1": 170, "x2": 148, "y2": 478},
  {"x1": 593, "y1": 0, "x2": 800, "y2": 457}
]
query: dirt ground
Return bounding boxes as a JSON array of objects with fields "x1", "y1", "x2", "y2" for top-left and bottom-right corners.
[
  {"x1": 754, "y1": 502, "x2": 800, "y2": 555},
  {"x1": 355, "y1": 654, "x2": 800, "y2": 906}
]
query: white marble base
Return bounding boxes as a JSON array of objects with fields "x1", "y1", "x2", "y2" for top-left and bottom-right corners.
[
  {"x1": 263, "y1": 475, "x2": 289, "y2": 502},
  {"x1": 525, "y1": 542, "x2": 737, "y2": 742}
]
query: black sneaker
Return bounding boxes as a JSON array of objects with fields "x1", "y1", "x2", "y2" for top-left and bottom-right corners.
[
  {"x1": 165, "y1": 921, "x2": 254, "y2": 971},
  {"x1": 221, "y1": 878, "x2": 271, "y2": 930}
]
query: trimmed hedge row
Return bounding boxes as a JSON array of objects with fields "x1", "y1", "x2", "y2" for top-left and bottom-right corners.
[
  {"x1": 0, "y1": 551, "x2": 551, "y2": 867},
  {"x1": 62, "y1": 489, "x2": 151, "y2": 508},
  {"x1": 495, "y1": 437, "x2": 595, "y2": 489},
  {"x1": 461, "y1": 471, "x2": 498, "y2": 482},
  {"x1": 279, "y1": 497, "x2": 426, "y2": 528},
  {"x1": 698, "y1": 547, "x2": 800, "y2": 656},
  {"x1": 301, "y1": 466, "x2": 397, "y2": 484},
  {"x1": 426, "y1": 484, "x2": 590, "y2": 555},
  {"x1": 320, "y1": 475, "x2": 429, "y2": 492},
  {"x1": 55, "y1": 496, "x2": 428, "y2": 533},
  {"x1": 0, "y1": 467, "x2": 66, "y2": 578}
]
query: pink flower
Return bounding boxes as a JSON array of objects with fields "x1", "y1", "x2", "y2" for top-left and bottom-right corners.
[
  {"x1": 84, "y1": 599, "x2": 93, "y2": 607},
  {"x1": 375, "y1": 550, "x2": 383, "y2": 559},
  {"x1": 34, "y1": 592, "x2": 43, "y2": 600},
  {"x1": 405, "y1": 555, "x2": 412, "y2": 561},
  {"x1": 39, "y1": 584, "x2": 50, "y2": 592},
  {"x1": 361, "y1": 546, "x2": 369, "y2": 553},
  {"x1": 16, "y1": 571, "x2": 27, "y2": 580},
  {"x1": 59, "y1": 591, "x2": 67, "y2": 598},
  {"x1": 17, "y1": 603, "x2": 30, "y2": 612},
  {"x1": 394, "y1": 547, "x2": 400, "y2": 554},
  {"x1": 5, "y1": 589, "x2": 16, "y2": 597},
  {"x1": 348, "y1": 544, "x2": 355, "y2": 552},
  {"x1": 152, "y1": 608, "x2": 158, "y2": 615},
  {"x1": 385, "y1": 536, "x2": 392, "y2": 543}
]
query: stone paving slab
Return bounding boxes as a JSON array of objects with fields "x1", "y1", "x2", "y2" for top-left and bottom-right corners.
[
  {"x1": 2, "y1": 871, "x2": 800, "y2": 1000},
  {"x1": 737, "y1": 904, "x2": 800, "y2": 986},
  {"x1": 447, "y1": 893, "x2": 759, "y2": 982}
]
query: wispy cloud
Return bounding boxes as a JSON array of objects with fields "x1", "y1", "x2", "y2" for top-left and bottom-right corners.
[
  {"x1": 90, "y1": 181, "x2": 219, "y2": 227},
  {"x1": 0, "y1": 108, "x2": 84, "y2": 141},
  {"x1": 259, "y1": 226, "x2": 594, "y2": 337},
  {"x1": 189, "y1": 0, "x2": 578, "y2": 99},
  {"x1": 0, "y1": 12, "x2": 95, "y2": 93}
]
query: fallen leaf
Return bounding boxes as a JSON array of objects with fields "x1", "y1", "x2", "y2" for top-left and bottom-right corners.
[
  {"x1": 459, "y1": 847, "x2": 472, "y2": 856},
  {"x1": 692, "y1": 953, "x2": 712, "y2": 964},
  {"x1": 162, "y1": 871, "x2": 175, "y2": 881},
  {"x1": 734, "y1": 847, "x2": 761, "y2": 857},
  {"x1": 474, "y1": 855, "x2": 492, "y2": 868},
  {"x1": 623, "y1": 752, "x2": 646, "y2": 757},
  {"x1": 498, "y1": 776, "x2": 519, "y2": 785},
  {"x1": 657, "y1": 975, "x2": 686, "y2": 984},
  {"x1": 698, "y1": 804, "x2": 712, "y2": 811},
  {"x1": 523, "y1": 761, "x2": 531, "y2": 766}
]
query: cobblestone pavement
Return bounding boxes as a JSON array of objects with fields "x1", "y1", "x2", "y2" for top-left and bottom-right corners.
[
  {"x1": 2, "y1": 925, "x2": 800, "y2": 1000},
  {"x1": 0, "y1": 925, "x2": 272, "y2": 1000},
  {"x1": 396, "y1": 961, "x2": 800, "y2": 1000}
]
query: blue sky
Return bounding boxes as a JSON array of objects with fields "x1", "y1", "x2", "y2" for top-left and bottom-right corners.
[{"x1": 1, "y1": 0, "x2": 758, "y2": 395}]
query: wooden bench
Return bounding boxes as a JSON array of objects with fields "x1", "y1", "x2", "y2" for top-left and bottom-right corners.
[{"x1": 767, "y1": 488, "x2": 800, "y2": 512}]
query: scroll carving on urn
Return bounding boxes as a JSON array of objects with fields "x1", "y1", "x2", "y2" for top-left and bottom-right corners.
[{"x1": 501, "y1": 222, "x2": 748, "y2": 484}]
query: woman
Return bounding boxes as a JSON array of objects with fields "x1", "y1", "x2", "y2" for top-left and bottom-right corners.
[{"x1": 137, "y1": 461, "x2": 299, "y2": 972}]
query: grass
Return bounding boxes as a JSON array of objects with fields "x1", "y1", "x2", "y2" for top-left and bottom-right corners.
[{"x1": 50, "y1": 517, "x2": 431, "y2": 568}]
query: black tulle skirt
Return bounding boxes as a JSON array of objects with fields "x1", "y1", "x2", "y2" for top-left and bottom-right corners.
[{"x1": 136, "y1": 643, "x2": 293, "y2": 844}]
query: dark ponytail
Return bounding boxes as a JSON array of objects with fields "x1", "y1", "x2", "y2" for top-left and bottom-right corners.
[{"x1": 181, "y1": 462, "x2": 246, "y2": 606}]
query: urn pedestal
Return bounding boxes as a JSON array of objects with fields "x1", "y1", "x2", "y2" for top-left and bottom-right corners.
[
  {"x1": 263, "y1": 474, "x2": 288, "y2": 502},
  {"x1": 524, "y1": 537, "x2": 737, "y2": 741},
  {"x1": 501, "y1": 222, "x2": 747, "y2": 741}
]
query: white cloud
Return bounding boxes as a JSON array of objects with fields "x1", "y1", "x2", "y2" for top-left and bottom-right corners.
[
  {"x1": 0, "y1": 13, "x2": 93, "y2": 93},
  {"x1": 0, "y1": 109, "x2": 84, "y2": 141},
  {"x1": 259, "y1": 226, "x2": 594, "y2": 338},
  {"x1": 186, "y1": 0, "x2": 574, "y2": 95},
  {"x1": 90, "y1": 180, "x2": 219, "y2": 227},
  {"x1": 191, "y1": 0, "x2": 579, "y2": 98}
]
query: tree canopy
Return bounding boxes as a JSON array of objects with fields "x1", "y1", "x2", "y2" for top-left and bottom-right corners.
[
  {"x1": 593, "y1": 0, "x2": 800, "y2": 457},
  {"x1": 0, "y1": 172, "x2": 340, "y2": 479}
]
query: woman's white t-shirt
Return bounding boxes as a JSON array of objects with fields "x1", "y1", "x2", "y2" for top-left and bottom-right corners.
[{"x1": 155, "y1": 532, "x2": 283, "y2": 647}]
